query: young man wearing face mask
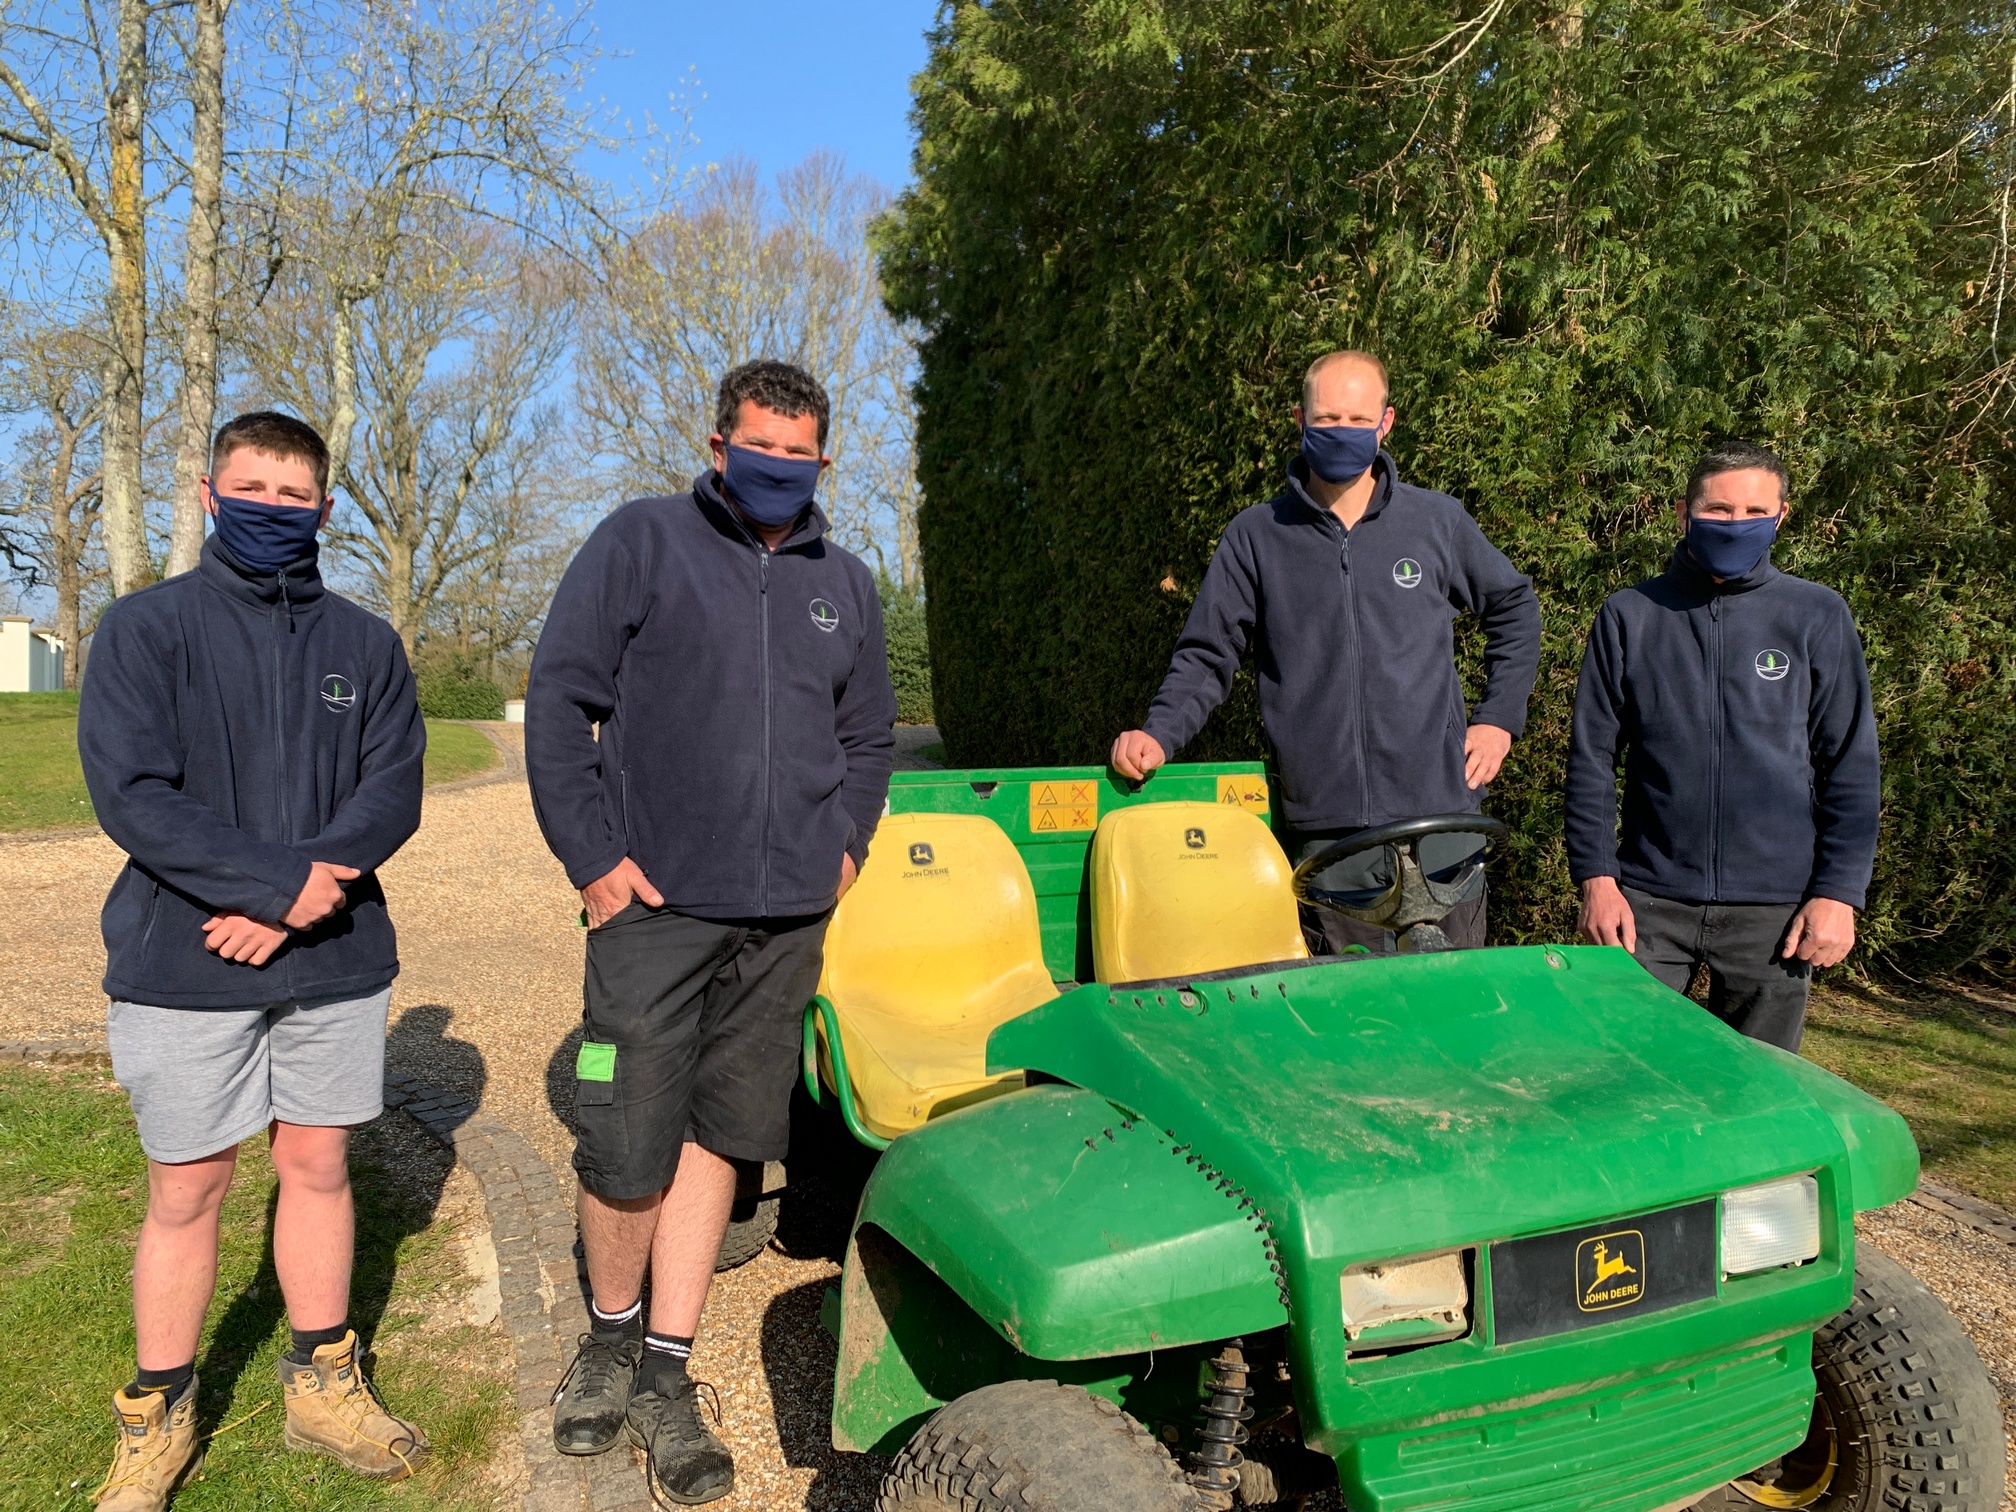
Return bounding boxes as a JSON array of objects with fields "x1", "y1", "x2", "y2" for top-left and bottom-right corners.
[
  {"x1": 1565, "y1": 441, "x2": 1880, "y2": 1049},
  {"x1": 77, "y1": 411, "x2": 430, "y2": 1510},
  {"x1": 524, "y1": 360, "x2": 896, "y2": 1506},
  {"x1": 1110, "y1": 349, "x2": 1542, "y2": 951}
]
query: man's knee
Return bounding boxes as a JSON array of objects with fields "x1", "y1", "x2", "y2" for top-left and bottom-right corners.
[
  {"x1": 271, "y1": 1123, "x2": 352, "y2": 1195},
  {"x1": 146, "y1": 1149, "x2": 237, "y2": 1226}
]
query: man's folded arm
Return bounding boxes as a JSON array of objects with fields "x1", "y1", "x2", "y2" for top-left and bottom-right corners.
[
  {"x1": 1141, "y1": 535, "x2": 1259, "y2": 758},
  {"x1": 78, "y1": 607, "x2": 312, "y2": 920},
  {"x1": 297, "y1": 638, "x2": 426, "y2": 874},
  {"x1": 524, "y1": 517, "x2": 639, "y2": 889}
]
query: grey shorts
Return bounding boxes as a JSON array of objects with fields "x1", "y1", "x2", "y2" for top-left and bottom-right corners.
[{"x1": 107, "y1": 987, "x2": 391, "y2": 1163}]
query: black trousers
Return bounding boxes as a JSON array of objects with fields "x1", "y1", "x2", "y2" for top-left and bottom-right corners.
[{"x1": 1622, "y1": 885, "x2": 1811, "y2": 1052}]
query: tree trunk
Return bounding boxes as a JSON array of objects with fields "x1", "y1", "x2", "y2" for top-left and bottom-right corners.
[
  {"x1": 100, "y1": 0, "x2": 151, "y2": 596},
  {"x1": 44, "y1": 430, "x2": 83, "y2": 690},
  {"x1": 324, "y1": 293, "x2": 361, "y2": 498},
  {"x1": 387, "y1": 532, "x2": 418, "y2": 655},
  {"x1": 168, "y1": 0, "x2": 227, "y2": 577}
]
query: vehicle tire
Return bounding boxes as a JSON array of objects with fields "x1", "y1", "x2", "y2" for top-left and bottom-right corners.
[
  {"x1": 877, "y1": 1379, "x2": 1201, "y2": 1511},
  {"x1": 1694, "y1": 1246, "x2": 2006, "y2": 1511},
  {"x1": 714, "y1": 1160, "x2": 781, "y2": 1272}
]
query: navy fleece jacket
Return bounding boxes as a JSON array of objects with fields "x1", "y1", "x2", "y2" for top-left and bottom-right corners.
[
  {"x1": 1564, "y1": 547, "x2": 1880, "y2": 908},
  {"x1": 524, "y1": 474, "x2": 897, "y2": 918},
  {"x1": 78, "y1": 537, "x2": 425, "y2": 1008},
  {"x1": 1142, "y1": 453, "x2": 1542, "y2": 829}
]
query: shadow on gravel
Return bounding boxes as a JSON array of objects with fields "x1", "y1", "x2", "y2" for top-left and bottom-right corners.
[
  {"x1": 760, "y1": 1276, "x2": 891, "y2": 1510},
  {"x1": 775, "y1": 1084, "x2": 878, "y2": 1264},
  {"x1": 386, "y1": 1002, "x2": 489, "y2": 1129}
]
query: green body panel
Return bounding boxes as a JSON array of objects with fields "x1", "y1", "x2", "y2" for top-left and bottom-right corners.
[
  {"x1": 1749, "y1": 1040, "x2": 1920, "y2": 1210},
  {"x1": 886, "y1": 761, "x2": 1270, "y2": 981},
  {"x1": 846, "y1": 1083, "x2": 1287, "y2": 1363}
]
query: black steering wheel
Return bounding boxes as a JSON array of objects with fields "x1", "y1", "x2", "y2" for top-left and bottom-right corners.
[{"x1": 1291, "y1": 814, "x2": 1509, "y2": 951}]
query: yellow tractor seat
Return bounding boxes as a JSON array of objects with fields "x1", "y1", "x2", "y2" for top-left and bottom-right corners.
[
  {"x1": 1090, "y1": 800, "x2": 1309, "y2": 983},
  {"x1": 815, "y1": 812, "x2": 1058, "y2": 1140}
]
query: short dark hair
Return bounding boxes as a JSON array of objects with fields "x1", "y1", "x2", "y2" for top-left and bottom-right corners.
[
  {"x1": 1686, "y1": 440, "x2": 1788, "y2": 508},
  {"x1": 211, "y1": 410, "x2": 331, "y2": 496},
  {"x1": 715, "y1": 360, "x2": 830, "y2": 451}
]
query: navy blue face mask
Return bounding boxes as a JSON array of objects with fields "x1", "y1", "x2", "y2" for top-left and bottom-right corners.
[
  {"x1": 1685, "y1": 510, "x2": 1783, "y2": 580},
  {"x1": 723, "y1": 443, "x2": 821, "y2": 527},
  {"x1": 1300, "y1": 423, "x2": 1383, "y2": 485},
  {"x1": 210, "y1": 486, "x2": 323, "y2": 573}
]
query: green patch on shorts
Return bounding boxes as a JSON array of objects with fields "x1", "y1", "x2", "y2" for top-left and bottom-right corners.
[{"x1": 576, "y1": 1041, "x2": 617, "y2": 1082}]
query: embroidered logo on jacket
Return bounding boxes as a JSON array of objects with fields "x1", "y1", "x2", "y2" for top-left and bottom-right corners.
[
  {"x1": 1754, "y1": 649, "x2": 1791, "y2": 682},
  {"x1": 1392, "y1": 558, "x2": 1424, "y2": 589},
  {"x1": 809, "y1": 599, "x2": 840, "y2": 632},
  {"x1": 320, "y1": 674, "x2": 357, "y2": 711}
]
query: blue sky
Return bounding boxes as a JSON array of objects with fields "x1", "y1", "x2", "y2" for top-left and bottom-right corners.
[{"x1": 587, "y1": 1, "x2": 940, "y2": 192}]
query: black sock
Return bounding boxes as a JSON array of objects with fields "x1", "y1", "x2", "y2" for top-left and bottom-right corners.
[
  {"x1": 129, "y1": 1362, "x2": 195, "y2": 1402},
  {"x1": 590, "y1": 1296, "x2": 644, "y2": 1342},
  {"x1": 286, "y1": 1322, "x2": 351, "y2": 1366},
  {"x1": 637, "y1": 1332, "x2": 692, "y2": 1393}
]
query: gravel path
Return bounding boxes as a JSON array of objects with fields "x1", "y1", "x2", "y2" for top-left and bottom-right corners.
[{"x1": 2, "y1": 725, "x2": 2008, "y2": 1511}]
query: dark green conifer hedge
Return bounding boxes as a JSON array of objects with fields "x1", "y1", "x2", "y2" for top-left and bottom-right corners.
[{"x1": 883, "y1": 0, "x2": 2016, "y2": 970}]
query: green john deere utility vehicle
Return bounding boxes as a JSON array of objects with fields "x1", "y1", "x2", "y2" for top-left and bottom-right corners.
[{"x1": 793, "y1": 759, "x2": 2006, "y2": 1512}]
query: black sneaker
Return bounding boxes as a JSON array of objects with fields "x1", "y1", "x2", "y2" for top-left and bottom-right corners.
[
  {"x1": 627, "y1": 1377, "x2": 732, "y2": 1506},
  {"x1": 551, "y1": 1331, "x2": 641, "y2": 1455}
]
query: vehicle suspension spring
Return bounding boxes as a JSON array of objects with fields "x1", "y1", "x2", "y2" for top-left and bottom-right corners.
[{"x1": 1187, "y1": 1341, "x2": 1253, "y2": 1511}]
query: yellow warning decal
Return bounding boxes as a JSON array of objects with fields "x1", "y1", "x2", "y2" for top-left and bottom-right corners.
[
  {"x1": 1030, "y1": 779, "x2": 1098, "y2": 834},
  {"x1": 1216, "y1": 774, "x2": 1270, "y2": 814}
]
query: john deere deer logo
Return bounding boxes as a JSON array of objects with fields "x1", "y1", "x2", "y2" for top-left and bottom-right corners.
[
  {"x1": 1184, "y1": 827, "x2": 1207, "y2": 849},
  {"x1": 1576, "y1": 1230, "x2": 1645, "y2": 1311},
  {"x1": 908, "y1": 843, "x2": 934, "y2": 866}
]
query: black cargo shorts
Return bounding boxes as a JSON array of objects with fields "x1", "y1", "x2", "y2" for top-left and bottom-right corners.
[{"x1": 574, "y1": 902, "x2": 828, "y2": 1200}]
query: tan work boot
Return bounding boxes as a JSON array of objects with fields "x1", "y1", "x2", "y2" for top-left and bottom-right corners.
[
  {"x1": 278, "y1": 1330, "x2": 429, "y2": 1480},
  {"x1": 94, "y1": 1380, "x2": 204, "y2": 1511}
]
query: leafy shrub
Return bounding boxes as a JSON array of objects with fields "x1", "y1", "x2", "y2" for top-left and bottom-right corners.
[
  {"x1": 881, "y1": 578, "x2": 936, "y2": 725},
  {"x1": 883, "y1": 0, "x2": 2016, "y2": 971},
  {"x1": 416, "y1": 669, "x2": 504, "y2": 721}
]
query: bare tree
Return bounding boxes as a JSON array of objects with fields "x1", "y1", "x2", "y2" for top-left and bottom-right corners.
[
  {"x1": 0, "y1": 310, "x2": 107, "y2": 685},
  {"x1": 243, "y1": 213, "x2": 576, "y2": 652},
  {"x1": 0, "y1": 0, "x2": 157, "y2": 594},
  {"x1": 576, "y1": 151, "x2": 922, "y2": 583},
  {"x1": 165, "y1": 0, "x2": 227, "y2": 575}
]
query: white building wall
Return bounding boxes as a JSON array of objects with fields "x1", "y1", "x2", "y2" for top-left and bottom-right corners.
[{"x1": 0, "y1": 618, "x2": 67, "y2": 691}]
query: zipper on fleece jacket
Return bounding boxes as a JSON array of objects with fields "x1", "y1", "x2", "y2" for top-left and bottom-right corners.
[
  {"x1": 1709, "y1": 595, "x2": 1724, "y2": 900},
  {"x1": 1339, "y1": 523, "x2": 1369, "y2": 820},
  {"x1": 271, "y1": 579, "x2": 296, "y2": 994},
  {"x1": 759, "y1": 547, "x2": 773, "y2": 914}
]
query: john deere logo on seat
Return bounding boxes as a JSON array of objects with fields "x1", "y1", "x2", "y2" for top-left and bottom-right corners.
[
  {"x1": 908, "y1": 843, "x2": 934, "y2": 866},
  {"x1": 1392, "y1": 559, "x2": 1423, "y2": 589},
  {"x1": 1184, "y1": 827, "x2": 1207, "y2": 849},
  {"x1": 809, "y1": 599, "x2": 840, "y2": 633},
  {"x1": 1755, "y1": 649, "x2": 1790, "y2": 681},
  {"x1": 1575, "y1": 1230, "x2": 1645, "y2": 1312}
]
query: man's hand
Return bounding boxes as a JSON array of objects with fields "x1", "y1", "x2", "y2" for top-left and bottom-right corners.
[
  {"x1": 837, "y1": 852, "x2": 859, "y2": 901},
  {"x1": 1782, "y1": 897, "x2": 1856, "y2": 969},
  {"x1": 1464, "y1": 723, "x2": 1513, "y2": 790},
  {"x1": 581, "y1": 857, "x2": 664, "y2": 928},
  {"x1": 1110, "y1": 730, "x2": 1167, "y2": 782},
  {"x1": 1578, "y1": 876, "x2": 1638, "y2": 952},
  {"x1": 281, "y1": 861, "x2": 361, "y2": 930},
  {"x1": 202, "y1": 911, "x2": 290, "y2": 966}
]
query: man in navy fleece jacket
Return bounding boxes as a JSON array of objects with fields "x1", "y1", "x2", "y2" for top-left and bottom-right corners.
[
  {"x1": 1111, "y1": 350, "x2": 1542, "y2": 951},
  {"x1": 525, "y1": 360, "x2": 895, "y2": 1507},
  {"x1": 1566, "y1": 440, "x2": 1880, "y2": 1050}
]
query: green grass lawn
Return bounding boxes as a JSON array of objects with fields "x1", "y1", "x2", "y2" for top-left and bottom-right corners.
[
  {"x1": 1803, "y1": 979, "x2": 2016, "y2": 1211},
  {"x1": 0, "y1": 1067, "x2": 511, "y2": 1512},
  {"x1": 0, "y1": 694, "x2": 499, "y2": 833}
]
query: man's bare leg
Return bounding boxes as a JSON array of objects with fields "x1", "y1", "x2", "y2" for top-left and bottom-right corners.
[
  {"x1": 647, "y1": 1143, "x2": 738, "y2": 1337},
  {"x1": 269, "y1": 1122, "x2": 354, "y2": 1330},
  {"x1": 579, "y1": 1189, "x2": 662, "y2": 1314},
  {"x1": 133, "y1": 1147, "x2": 238, "y2": 1369}
]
